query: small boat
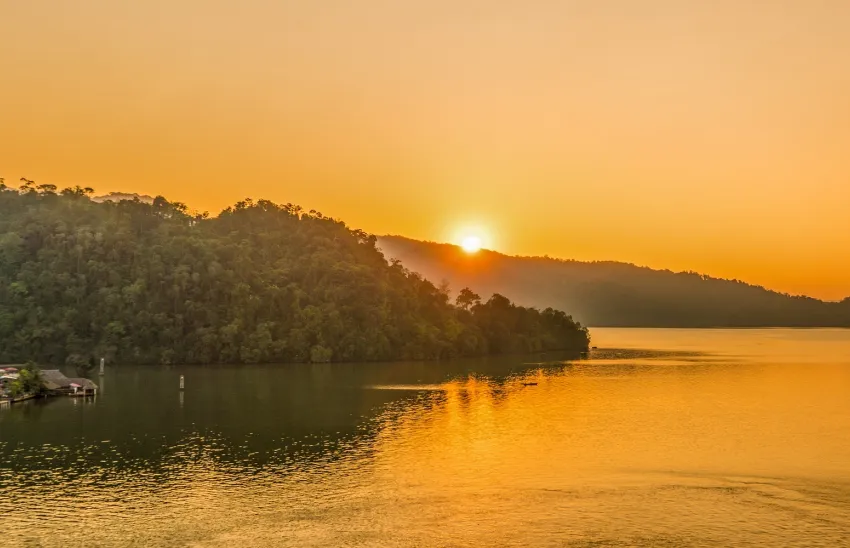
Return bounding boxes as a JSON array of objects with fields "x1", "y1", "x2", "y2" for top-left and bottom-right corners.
[{"x1": 522, "y1": 382, "x2": 538, "y2": 386}]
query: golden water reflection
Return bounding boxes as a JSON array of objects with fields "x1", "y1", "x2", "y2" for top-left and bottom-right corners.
[{"x1": 1, "y1": 329, "x2": 850, "y2": 546}]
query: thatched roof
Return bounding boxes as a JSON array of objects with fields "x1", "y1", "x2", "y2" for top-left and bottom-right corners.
[{"x1": 41, "y1": 370, "x2": 72, "y2": 388}]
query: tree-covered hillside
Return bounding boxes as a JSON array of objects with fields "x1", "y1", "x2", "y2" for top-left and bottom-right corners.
[
  {"x1": 378, "y1": 236, "x2": 850, "y2": 328},
  {"x1": 0, "y1": 181, "x2": 588, "y2": 365}
]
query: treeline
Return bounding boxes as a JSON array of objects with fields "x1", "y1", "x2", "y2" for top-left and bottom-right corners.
[
  {"x1": 378, "y1": 236, "x2": 850, "y2": 328},
  {"x1": 0, "y1": 179, "x2": 589, "y2": 365}
]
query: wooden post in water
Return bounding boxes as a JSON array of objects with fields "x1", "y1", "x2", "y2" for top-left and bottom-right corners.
[
  {"x1": 179, "y1": 375, "x2": 185, "y2": 390},
  {"x1": 99, "y1": 358, "x2": 105, "y2": 376}
]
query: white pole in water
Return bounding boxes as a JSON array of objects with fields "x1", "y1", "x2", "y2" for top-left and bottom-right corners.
[
  {"x1": 179, "y1": 375, "x2": 185, "y2": 390},
  {"x1": 99, "y1": 358, "x2": 105, "y2": 376}
]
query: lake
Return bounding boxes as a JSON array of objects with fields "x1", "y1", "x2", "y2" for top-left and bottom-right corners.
[{"x1": 2, "y1": 328, "x2": 850, "y2": 547}]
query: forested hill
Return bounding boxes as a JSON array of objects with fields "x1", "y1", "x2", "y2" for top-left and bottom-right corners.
[
  {"x1": 378, "y1": 236, "x2": 850, "y2": 328},
  {"x1": 0, "y1": 182, "x2": 588, "y2": 365}
]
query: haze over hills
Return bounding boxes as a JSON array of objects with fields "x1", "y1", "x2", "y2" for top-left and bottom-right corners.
[{"x1": 378, "y1": 236, "x2": 850, "y2": 328}]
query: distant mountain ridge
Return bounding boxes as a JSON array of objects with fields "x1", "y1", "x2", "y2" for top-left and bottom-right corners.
[{"x1": 377, "y1": 236, "x2": 850, "y2": 328}]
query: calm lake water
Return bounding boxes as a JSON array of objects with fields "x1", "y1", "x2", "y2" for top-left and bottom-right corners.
[{"x1": 2, "y1": 328, "x2": 850, "y2": 547}]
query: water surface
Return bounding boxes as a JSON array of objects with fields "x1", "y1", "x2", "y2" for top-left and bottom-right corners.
[{"x1": 2, "y1": 328, "x2": 849, "y2": 546}]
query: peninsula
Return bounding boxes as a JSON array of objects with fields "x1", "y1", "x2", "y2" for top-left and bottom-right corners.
[{"x1": 0, "y1": 182, "x2": 589, "y2": 365}]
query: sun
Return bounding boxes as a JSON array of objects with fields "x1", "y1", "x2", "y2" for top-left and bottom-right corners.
[
  {"x1": 453, "y1": 225, "x2": 492, "y2": 253},
  {"x1": 460, "y1": 235, "x2": 483, "y2": 253}
]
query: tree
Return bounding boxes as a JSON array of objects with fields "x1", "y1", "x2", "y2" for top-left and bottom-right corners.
[
  {"x1": 9, "y1": 362, "x2": 46, "y2": 397},
  {"x1": 456, "y1": 288, "x2": 481, "y2": 310}
]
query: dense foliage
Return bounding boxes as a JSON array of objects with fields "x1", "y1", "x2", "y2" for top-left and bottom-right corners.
[
  {"x1": 4, "y1": 362, "x2": 46, "y2": 398},
  {"x1": 379, "y1": 236, "x2": 850, "y2": 327},
  {"x1": 0, "y1": 181, "x2": 589, "y2": 365}
]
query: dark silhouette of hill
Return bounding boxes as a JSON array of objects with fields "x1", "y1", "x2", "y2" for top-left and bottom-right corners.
[
  {"x1": 0, "y1": 180, "x2": 588, "y2": 365},
  {"x1": 377, "y1": 236, "x2": 850, "y2": 328}
]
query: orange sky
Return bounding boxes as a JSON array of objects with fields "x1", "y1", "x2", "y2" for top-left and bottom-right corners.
[{"x1": 2, "y1": 1, "x2": 849, "y2": 300}]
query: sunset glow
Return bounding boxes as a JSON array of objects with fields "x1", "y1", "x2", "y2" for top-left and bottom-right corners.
[
  {"x1": 460, "y1": 236, "x2": 483, "y2": 254},
  {"x1": 1, "y1": 1, "x2": 849, "y2": 299},
  {"x1": 2, "y1": 3, "x2": 849, "y2": 545}
]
